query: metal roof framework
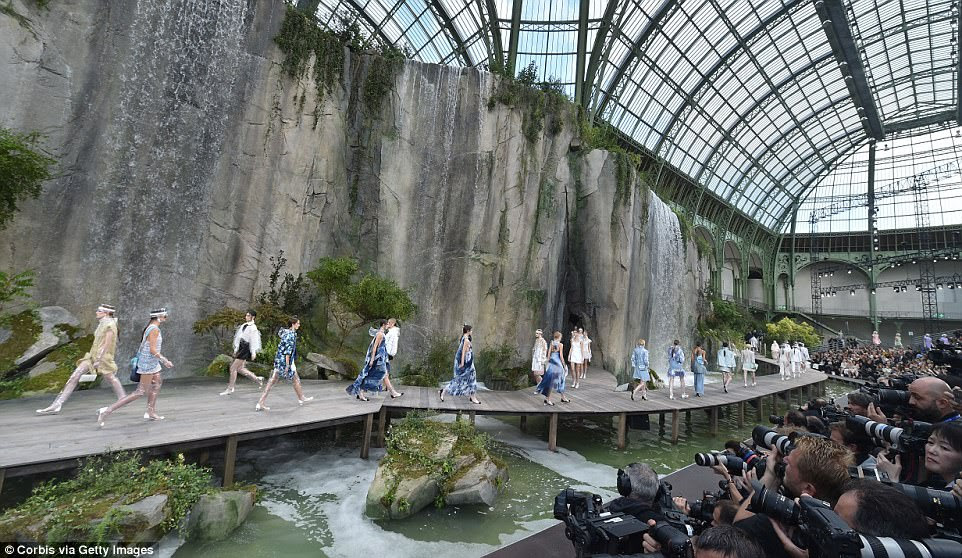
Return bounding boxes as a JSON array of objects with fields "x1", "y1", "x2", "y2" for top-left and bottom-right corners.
[{"x1": 306, "y1": 0, "x2": 961, "y2": 235}]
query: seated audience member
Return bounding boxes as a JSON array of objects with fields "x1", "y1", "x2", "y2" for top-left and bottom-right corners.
[{"x1": 834, "y1": 479, "x2": 931, "y2": 539}]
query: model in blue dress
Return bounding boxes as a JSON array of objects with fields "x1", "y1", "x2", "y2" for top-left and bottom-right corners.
[
  {"x1": 256, "y1": 317, "x2": 313, "y2": 411},
  {"x1": 440, "y1": 325, "x2": 481, "y2": 404},
  {"x1": 347, "y1": 321, "x2": 390, "y2": 401},
  {"x1": 630, "y1": 338, "x2": 650, "y2": 401},
  {"x1": 692, "y1": 343, "x2": 707, "y2": 397},
  {"x1": 667, "y1": 339, "x2": 688, "y2": 400},
  {"x1": 536, "y1": 332, "x2": 571, "y2": 405}
]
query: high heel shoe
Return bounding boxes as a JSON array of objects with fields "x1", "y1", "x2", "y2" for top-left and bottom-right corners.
[
  {"x1": 630, "y1": 391, "x2": 635, "y2": 401},
  {"x1": 144, "y1": 413, "x2": 165, "y2": 421},
  {"x1": 356, "y1": 394, "x2": 369, "y2": 402},
  {"x1": 255, "y1": 403, "x2": 269, "y2": 412},
  {"x1": 544, "y1": 399, "x2": 555, "y2": 406},
  {"x1": 561, "y1": 397, "x2": 571, "y2": 403},
  {"x1": 219, "y1": 387, "x2": 234, "y2": 396},
  {"x1": 36, "y1": 404, "x2": 62, "y2": 415},
  {"x1": 97, "y1": 407, "x2": 108, "y2": 428},
  {"x1": 470, "y1": 398, "x2": 481, "y2": 404},
  {"x1": 438, "y1": 389, "x2": 444, "y2": 402},
  {"x1": 390, "y1": 392, "x2": 404, "y2": 399},
  {"x1": 298, "y1": 396, "x2": 314, "y2": 405},
  {"x1": 257, "y1": 377, "x2": 265, "y2": 389}
]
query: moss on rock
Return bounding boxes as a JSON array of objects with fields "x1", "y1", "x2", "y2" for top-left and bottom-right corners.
[
  {"x1": 0, "y1": 332, "x2": 94, "y2": 400},
  {"x1": 205, "y1": 354, "x2": 234, "y2": 378}
]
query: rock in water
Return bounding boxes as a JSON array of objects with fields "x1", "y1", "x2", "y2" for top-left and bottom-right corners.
[
  {"x1": 445, "y1": 459, "x2": 509, "y2": 507},
  {"x1": 184, "y1": 490, "x2": 255, "y2": 542}
]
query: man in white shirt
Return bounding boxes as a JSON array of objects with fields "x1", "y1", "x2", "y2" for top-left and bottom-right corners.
[
  {"x1": 799, "y1": 342, "x2": 810, "y2": 373},
  {"x1": 791, "y1": 343, "x2": 803, "y2": 379}
]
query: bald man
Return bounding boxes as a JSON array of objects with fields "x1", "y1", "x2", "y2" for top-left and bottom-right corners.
[{"x1": 868, "y1": 376, "x2": 961, "y2": 423}]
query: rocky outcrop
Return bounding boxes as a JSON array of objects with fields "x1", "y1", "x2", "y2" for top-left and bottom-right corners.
[
  {"x1": 183, "y1": 490, "x2": 255, "y2": 542},
  {"x1": 366, "y1": 417, "x2": 508, "y2": 519},
  {"x1": 0, "y1": 1, "x2": 706, "y2": 378},
  {"x1": 305, "y1": 352, "x2": 351, "y2": 380},
  {"x1": 14, "y1": 306, "x2": 80, "y2": 369}
]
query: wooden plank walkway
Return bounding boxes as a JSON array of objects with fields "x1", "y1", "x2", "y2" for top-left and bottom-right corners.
[{"x1": 0, "y1": 368, "x2": 829, "y2": 495}]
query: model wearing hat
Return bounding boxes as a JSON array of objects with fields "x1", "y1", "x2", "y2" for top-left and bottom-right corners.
[
  {"x1": 531, "y1": 329, "x2": 548, "y2": 389},
  {"x1": 98, "y1": 308, "x2": 173, "y2": 426},
  {"x1": 37, "y1": 304, "x2": 126, "y2": 415}
]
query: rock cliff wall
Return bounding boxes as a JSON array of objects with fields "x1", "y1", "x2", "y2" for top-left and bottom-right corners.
[{"x1": 0, "y1": 0, "x2": 706, "y2": 378}]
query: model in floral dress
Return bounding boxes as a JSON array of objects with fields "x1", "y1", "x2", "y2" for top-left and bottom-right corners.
[
  {"x1": 347, "y1": 321, "x2": 390, "y2": 401},
  {"x1": 256, "y1": 317, "x2": 312, "y2": 411}
]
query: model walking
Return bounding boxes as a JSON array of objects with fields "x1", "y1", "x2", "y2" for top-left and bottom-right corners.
[
  {"x1": 536, "y1": 331, "x2": 570, "y2": 404},
  {"x1": 779, "y1": 341, "x2": 792, "y2": 380},
  {"x1": 667, "y1": 340, "x2": 688, "y2": 399},
  {"x1": 799, "y1": 342, "x2": 810, "y2": 373},
  {"x1": 871, "y1": 330, "x2": 881, "y2": 346},
  {"x1": 440, "y1": 325, "x2": 481, "y2": 404},
  {"x1": 531, "y1": 329, "x2": 548, "y2": 388},
  {"x1": 717, "y1": 341, "x2": 736, "y2": 393},
  {"x1": 37, "y1": 304, "x2": 125, "y2": 415},
  {"x1": 581, "y1": 328, "x2": 591, "y2": 379},
  {"x1": 771, "y1": 339, "x2": 780, "y2": 361},
  {"x1": 569, "y1": 329, "x2": 584, "y2": 388},
  {"x1": 894, "y1": 332, "x2": 903, "y2": 347},
  {"x1": 256, "y1": 317, "x2": 313, "y2": 410},
  {"x1": 346, "y1": 321, "x2": 393, "y2": 401},
  {"x1": 790, "y1": 342, "x2": 802, "y2": 378},
  {"x1": 740, "y1": 343, "x2": 757, "y2": 387},
  {"x1": 97, "y1": 308, "x2": 173, "y2": 427},
  {"x1": 382, "y1": 318, "x2": 403, "y2": 398},
  {"x1": 221, "y1": 310, "x2": 264, "y2": 395},
  {"x1": 630, "y1": 338, "x2": 649, "y2": 401},
  {"x1": 691, "y1": 343, "x2": 707, "y2": 397}
]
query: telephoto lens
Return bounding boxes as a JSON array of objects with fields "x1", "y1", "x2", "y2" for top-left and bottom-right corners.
[
  {"x1": 649, "y1": 520, "x2": 694, "y2": 558},
  {"x1": 693, "y1": 453, "x2": 746, "y2": 477},
  {"x1": 752, "y1": 425, "x2": 795, "y2": 455},
  {"x1": 887, "y1": 483, "x2": 962, "y2": 530},
  {"x1": 747, "y1": 480, "x2": 800, "y2": 525},
  {"x1": 846, "y1": 415, "x2": 906, "y2": 448},
  {"x1": 769, "y1": 414, "x2": 785, "y2": 426},
  {"x1": 856, "y1": 536, "x2": 962, "y2": 558},
  {"x1": 876, "y1": 388, "x2": 910, "y2": 407}
]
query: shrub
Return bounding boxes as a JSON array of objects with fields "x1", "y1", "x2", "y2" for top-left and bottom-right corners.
[
  {"x1": 396, "y1": 334, "x2": 455, "y2": 387},
  {"x1": 766, "y1": 317, "x2": 821, "y2": 348},
  {"x1": 0, "y1": 127, "x2": 56, "y2": 230}
]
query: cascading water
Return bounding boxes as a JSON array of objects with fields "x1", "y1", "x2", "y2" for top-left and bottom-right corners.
[{"x1": 644, "y1": 192, "x2": 692, "y2": 374}]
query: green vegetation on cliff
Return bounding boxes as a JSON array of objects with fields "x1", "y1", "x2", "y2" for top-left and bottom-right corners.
[
  {"x1": 0, "y1": 127, "x2": 55, "y2": 229},
  {"x1": 488, "y1": 61, "x2": 567, "y2": 144}
]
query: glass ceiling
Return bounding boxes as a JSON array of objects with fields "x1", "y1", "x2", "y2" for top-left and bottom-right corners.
[{"x1": 305, "y1": 0, "x2": 961, "y2": 234}]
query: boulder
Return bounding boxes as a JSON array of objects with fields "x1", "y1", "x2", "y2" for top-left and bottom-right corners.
[
  {"x1": 16, "y1": 306, "x2": 80, "y2": 367},
  {"x1": 205, "y1": 354, "x2": 233, "y2": 377},
  {"x1": 88, "y1": 494, "x2": 168, "y2": 544},
  {"x1": 297, "y1": 361, "x2": 319, "y2": 379},
  {"x1": 27, "y1": 360, "x2": 58, "y2": 378},
  {"x1": 305, "y1": 352, "x2": 350, "y2": 379},
  {"x1": 445, "y1": 459, "x2": 508, "y2": 507},
  {"x1": 184, "y1": 490, "x2": 255, "y2": 542},
  {"x1": 387, "y1": 474, "x2": 438, "y2": 520}
]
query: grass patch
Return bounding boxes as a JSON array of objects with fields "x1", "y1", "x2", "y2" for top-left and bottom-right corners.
[{"x1": 0, "y1": 451, "x2": 214, "y2": 544}]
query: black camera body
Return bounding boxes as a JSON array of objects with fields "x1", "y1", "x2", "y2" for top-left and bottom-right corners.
[{"x1": 554, "y1": 487, "x2": 693, "y2": 558}]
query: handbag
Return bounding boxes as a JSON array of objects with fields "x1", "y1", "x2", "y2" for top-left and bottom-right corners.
[{"x1": 129, "y1": 356, "x2": 140, "y2": 383}]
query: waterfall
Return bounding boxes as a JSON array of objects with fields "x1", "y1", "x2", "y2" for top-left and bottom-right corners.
[{"x1": 645, "y1": 192, "x2": 690, "y2": 374}]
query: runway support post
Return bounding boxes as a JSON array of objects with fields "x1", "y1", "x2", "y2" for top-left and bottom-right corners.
[
  {"x1": 659, "y1": 413, "x2": 666, "y2": 436},
  {"x1": 469, "y1": 411, "x2": 476, "y2": 425},
  {"x1": 548, "y1": 413, "x2": 559, "y2": 452},
  {"x1": 377, "y1": 408, "x2": 388, "y2": 448},
  {"x1": 0, "y1": 468, "x2": 5, "y2": 497},
  {"x1": 519, "y1": 416, "x2": 528, "y2": 433},
  {"x1": 223, "y1": 435, "x2": 238, "y2": 487},
  {"x1": 755, "y1": 397, "x2": 762, "y2": 421},
  {"x1": 671, "y1": 410, "x2": 680, "y2": 444},
  {"x1": 710, "y1": 407, "x2": 719, "y2": 437},
  {"x1": 361, "y1": 413, "x2": 374, "y2": 459},
  {"x1": 738, "y1": 401, "x2": 745, "y2": 428},
  {"x1": 617, "y1": 413, "x2": 627, "y2": 450}
]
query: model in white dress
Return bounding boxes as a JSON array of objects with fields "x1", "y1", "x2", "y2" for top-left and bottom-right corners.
[
  {"x1": 581, "y1": 328, "x2": 592, "y2": 380},
  {"x1": 569, "y1": 331, "x2": 584, "y2": 388}
]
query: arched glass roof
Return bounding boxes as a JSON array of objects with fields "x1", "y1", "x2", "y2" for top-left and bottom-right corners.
[{"x1": 305, "y1": 0, "x2": 961, "y2": 234}]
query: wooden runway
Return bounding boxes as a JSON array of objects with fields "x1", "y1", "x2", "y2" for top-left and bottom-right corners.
[{"x1": 0, "y1": 368, "x2": 829, "y2": 495}]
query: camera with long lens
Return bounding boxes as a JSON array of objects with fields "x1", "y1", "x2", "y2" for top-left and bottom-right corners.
[
  {"x1": 749, "y1": 426, "x2": 793, "y2": 477},
  {"x1": 883, "y1": 482, "x2": 962, "y2": 532},
  {"x1": 845, "y1": 415, "x2": 932, "y2": 453},
  {"x1": 693, "y1": 452, "x2": 746, "y2": 477},
  {"x1": 769, "y1": 414, "x2": 785, "y2": 426},
  {"x1": 687, "y1": 482, "x2": 729, "y2": 529},
  {"x1": 554, "y1": 487, "x2": 694, "y2": 558}
]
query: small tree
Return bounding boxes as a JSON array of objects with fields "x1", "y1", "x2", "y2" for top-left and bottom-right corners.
[
  {"x1": 307, "y1": 257, "x2": 417, "y2": 353},
  {"x1": 766, "y1": 317, "x2": 821, "y2": 348},
  {"x1": 257, "y1": 250, "x2": 315, "y2": 317},
  {"x1": 192, "y1": 307, "x2": 245, "y2": 354},
  {"x1": 0, "y1": 269, "x2": 33, "y2": 315},
  {"x1": 0, "y1": 127, "x2": 55, "y2": 230}
]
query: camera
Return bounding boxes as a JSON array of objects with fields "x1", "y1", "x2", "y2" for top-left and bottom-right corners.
[
  {"x1": 769, "y1": 414, "x2": 785, "y2": 426},
  {"x1": 752, "y1": 425, "x2": 795, "y2": 455},
  {"x1": 693, "y1": 452, "x2": 746, "y2": 477},
  {"x1": 553, "y1": 488, "x2": 694, "y2": 558},
  {"x1": 884, "y1": 482, "x2": 962, "y2": 532},
  {"x1": 845, "y1": 415, "x2": 932, "y2": 453}
]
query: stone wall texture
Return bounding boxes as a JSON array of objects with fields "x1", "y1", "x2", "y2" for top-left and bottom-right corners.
[{"x1": 0, "y1": 0, "x2": 706, "y2": 378}]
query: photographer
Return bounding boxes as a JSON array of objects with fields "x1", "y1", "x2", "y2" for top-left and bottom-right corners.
[
  {"x1": 875, "y1": 421, "x2": 962, "y2": 489},
  {"x1": 733, "y1": 436, "x2": 853, "y2": 556},
  {"x1": 843, "y1": 391, "x2": 871, "y2": 417},
  {"x1": 692, "y1": 525, "x2": 763, "y2": 558},
  {"x1": 828, "y1": 421, "x2": 876, "y2": 467},
  {"x1": 832, "y1": 479, "x2": 930, "y2": 539},
  {"x1": 867, "y1": 376, "x2": 961, "y2": 424},
  {"x1": 607, "y1": 462, "x2": 673, "y2": 524}
]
